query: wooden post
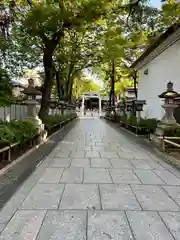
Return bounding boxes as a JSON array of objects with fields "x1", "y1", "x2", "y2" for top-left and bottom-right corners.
[{"x1": 161, "y1": 136, "x2": 165, "y2": 151}]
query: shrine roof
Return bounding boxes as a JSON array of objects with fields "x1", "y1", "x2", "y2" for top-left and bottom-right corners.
[{"x1": 131, "y1": 22, "x2": 180, "y2": 68}]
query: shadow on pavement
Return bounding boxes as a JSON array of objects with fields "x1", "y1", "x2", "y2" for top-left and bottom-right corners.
[{"x1": 0, "y1": 119, "x2": 78, "y2": 209}]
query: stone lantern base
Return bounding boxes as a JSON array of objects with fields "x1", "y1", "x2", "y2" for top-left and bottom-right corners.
[
  {"x1": 25, "y1": 116, "x2": 47, "y2": 143},
  {"x1": 151, "y1": 122, "x2": 178, "y2": 146},
  {"x1": 151, "y1": 103, "x2": 179, "y2": 146}
]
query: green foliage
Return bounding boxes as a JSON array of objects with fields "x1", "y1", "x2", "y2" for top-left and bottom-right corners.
[
  {"x1": 41, "y1": 113, "x2": 77, "y2": 129},
  {"x1": 127, "y1": 116, "x2": 158, "y2": 133},
  {"x1": 72, "y1": 77, "x2": 101, "y2": 99},
  {"x1": 1, "y1": 0, "x2": 178, "y2": 117},
  {"x1": 0, "y1": 119, "x2": 39, "y2": 148},
  {"x1": 138, "y1": 118, "x2": 159, "y2": 133},
  {"x1": 0, "y1": 68, "x2": 14, "y2": 106},
  {"x1": 127, "y1": 115, "x2": 137, "y2": 126},
  {"x1": 164, "y1": 126, "x2": 180, "y2": 137},
  {"x1": 162, "y1": 2, "x2": 180, "y2": 26}
]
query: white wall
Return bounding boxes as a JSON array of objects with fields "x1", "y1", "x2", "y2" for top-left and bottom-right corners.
[{"x1": 138, "y1": 39, "x2": 180, "y2": 120}]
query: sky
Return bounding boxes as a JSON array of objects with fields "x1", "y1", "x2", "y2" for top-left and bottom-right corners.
[{"x1": 150, "y1": 0, "x2": 162, "y2": 8}]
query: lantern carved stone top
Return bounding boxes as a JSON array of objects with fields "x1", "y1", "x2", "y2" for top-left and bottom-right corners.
[
  {"x1": 133, "y1": 100, "x2": 146, "y2": 112},
  {"x1": 159, "y1": 82, "x2": 180, "y2": 99},
  {"x1": 22, "y1": 78, "x2": 41, "y2": 96}
]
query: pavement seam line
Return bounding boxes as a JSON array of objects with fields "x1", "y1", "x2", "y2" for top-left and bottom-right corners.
[
  {"x1": 129, "y1": 184, "x2": 143, "y2": 211},
  {"x1": 157, "y1": 211, "x2": 176, "y2": 240},
  {"x1": 97, "y1": 184, "x2": 103, "y2": 210},
  {"x1": 58, "y1": 184, "x2": 66, "y2": 209},
  {"x1": 124, "y1": 211, "x2": 136, "y2": 240}
]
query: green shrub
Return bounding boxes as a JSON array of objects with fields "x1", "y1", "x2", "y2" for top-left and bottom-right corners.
[
  {"x1": 164, "y1": 126, "x2": 180, "y2": 137},
  {"x1": 126, "y1": 116, "x2": 158, "y2": 134},
  {"x1": 41, "y1": 113, "x2": 76, "y2": 130},
  {"x1": 127, "y1": 115, "x2": 137, "y2": 126},
  {"x1": 0, "y1": 119, "x2": 38, "y2": 148},
  {"x1": 138, "y1": 118, "x2": 158, "y2": 133}
]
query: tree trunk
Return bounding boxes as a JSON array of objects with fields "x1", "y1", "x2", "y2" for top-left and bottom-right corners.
[
  {"x1": 111, "y1": 60, "x2": 115, "y2": 106},
  {"x1": 39, "y1": 46, "x2": 54, "y2": 118},
  {"x1": 109, "y1": 88, "x2": 112, "y2": 106},
  {"x1": 133, "y1": 71, "x2": 137, "y2": 99},
  {"x1": 67, "y1": 78, "x2": 74, "y2": 102}
]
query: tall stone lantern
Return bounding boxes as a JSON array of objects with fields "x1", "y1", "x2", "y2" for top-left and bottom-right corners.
[
  {"x1": 126, "y1": 100, "x2": 133, "y2": 119},
  {"x1": 155, "y1": 82, "x2": 180, "y2": 137},
  {"x1": 22, "y1": 78, "x2": 46, "y2": 142},
  {"x1": 133, "y1": 100, "x2": 146, "y2": 122}
]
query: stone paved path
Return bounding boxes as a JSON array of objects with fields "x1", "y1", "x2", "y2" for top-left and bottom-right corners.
[{"x1": 1, "y1": 118, "x2": 180, "y2": 239}]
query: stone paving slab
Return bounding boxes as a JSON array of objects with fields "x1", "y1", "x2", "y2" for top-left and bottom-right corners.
[
  {"x1": 109, "y1": 158, "x2": 134, "y2": 169},
  {"x1": 60, "y1": 184, "x2": 100, "y2": 210},
  {"x1": 37, "y1": 210, "x2": 86, "y2": 240},
  {"x1": 1, "y1": 118, "x2": 180, "y2": 239},
  {"x1": 134, "y1": 170, "x2": 165, "y2": 184},
  {"x1": 145, "y1": 159, "x2": 165, "y2": 170},
  {"x1": 0, "y1": 225, "x2": 5, "y2": 234},
  {"x1": 90, "y1": 158, "x2": 112, "y2": 168},
  {"x1": 162, "y1": 185, "x2": 180, "y2": 206},
  {"x1": 50, "y1": 158, "x2": 72, "y2": 167},
  {"x1": 84, "y1": 168, "x2": 112, "y2": 183},
  {"x1": 55, "y1": 151, "x2": 71, "y2": 158},
  {"x1": 100, "y1": 151, "x2": 119, "y2": 158},
  {"x1": 154, "y1": 170, "x2": 180, "y2": 185},
  {"x1": 20, "y1": 184, "x2": 65, "y2": 210},
  {"x1": 88, "y1": 211, "x2": 133, "y2": 240},
  {"x1": 117, "y1": 152, "x2": 135, "y2": 160},
  {"x1": 131, "y1": 185, "x2": 179, "y2": 211},
  {"x1": 71, "y1": 158, "x2": 90, "y2": 167},
  {"x1": 130, "y1": 159, "x2": 153, "y2": 170},
  {"x1": 127, "y1": 211, "x2": 175, "y2": 240},
  {"x1": 60, "y1": 167, "x2": 83, "y2": 183},
  {"x1": 0, "y1": 210, "x2": 46, "y2": 240},
  {"x1": 38, "y1": 168, "x2": 64, "y2": 183},
  {"x1": 159, "y1": 212, "x2": 180, "y2": 240},
  {"x1": 85, "y1": 151, "x2": 100, "y2": 158},
  {"x1": 100, "y1": 184, "x2": 141, "y2": 210},
  {"x1": 110, "y1": 169, "x2": 141, "y2": 184},
  {"x1": 70, "y1": 151, "x2": 85, "y2": 158}
]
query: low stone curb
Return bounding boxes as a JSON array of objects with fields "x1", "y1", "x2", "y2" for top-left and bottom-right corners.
[{"x1": 0, "y1": 116, "x2": 77, "y2": 177}]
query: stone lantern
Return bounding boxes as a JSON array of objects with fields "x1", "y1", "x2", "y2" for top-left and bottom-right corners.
[
  {"x1": 126, "y1": 100, "x2": 133, "y2": 119},
  {"x1": 118, "y1": 101, "x2": 125, "y2": 113},
  {"x1": 133, "y1": 100, "x2": 146, "y2": 122},
  {"x1": 155, "y1": 82, "x2": 180, "y2": 137},
  {"x1": 23, "y1": 78, "x2": 41, "y2": 119},
  {"x1": 22, "y1": 78, "x2": 46, "y2": 142}
]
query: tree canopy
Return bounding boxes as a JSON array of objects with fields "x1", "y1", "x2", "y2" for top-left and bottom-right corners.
[{"x1": 0, "y1": 0, "x2": 178, "y2": 111}]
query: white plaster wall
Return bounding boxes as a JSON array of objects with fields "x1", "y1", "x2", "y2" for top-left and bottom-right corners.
[{"x1": 138, "y1": 39, "x2": 180, "y2": 120}]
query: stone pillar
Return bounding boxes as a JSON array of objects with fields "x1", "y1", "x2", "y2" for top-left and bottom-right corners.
[
  {"x1": 99, "y1": 97, "x2": 102, "y2": 117},
  {"x1": 81, "y1": 95, "x2": 85, "y2": 116}
]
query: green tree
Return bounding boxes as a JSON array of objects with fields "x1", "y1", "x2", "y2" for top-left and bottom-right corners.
[
  {"x1": 19, "y1": 0, "x2": 114, "y2": 117},
  {"x1": 0, "y1": 67, "x2": 13, "y2": 106},
  {"x1": 53, "y1": 24, "x2": 103, "y2": 102},
  {"x1": 162, "y1": 2, "x2": 180, "y2": 26},
  {"x1": 73, "y1": 77, "x2": 101, "y2": 99}
]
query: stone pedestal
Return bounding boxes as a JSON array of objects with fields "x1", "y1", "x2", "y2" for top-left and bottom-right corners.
[
  {"x1": 23, "y1": 78, "x2": 46, "y2": 143},
  {"x1": 152, "y1": 81, "x2": 180, "y2": 146},
  {"x1": 153, "y1": 103, "x2": 178, "y2": 145}
]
